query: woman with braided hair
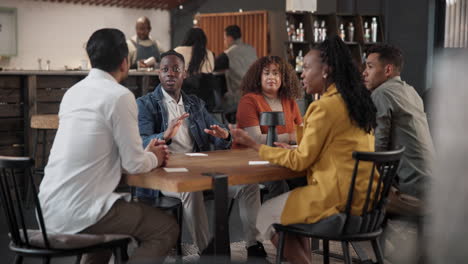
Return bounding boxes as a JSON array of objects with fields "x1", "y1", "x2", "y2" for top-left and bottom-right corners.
[{"x1": 230, "y1": 36, "x2": 377, "y2": 263}]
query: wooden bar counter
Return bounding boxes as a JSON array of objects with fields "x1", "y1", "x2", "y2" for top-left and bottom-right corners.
[{"x1": 0, "y1": 70, "x2": 159, "y2": 159}]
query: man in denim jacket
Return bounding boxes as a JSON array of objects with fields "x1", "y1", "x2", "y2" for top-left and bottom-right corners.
[{"x1": 135, "y1": 50, "x2": 266, "y2": 258}]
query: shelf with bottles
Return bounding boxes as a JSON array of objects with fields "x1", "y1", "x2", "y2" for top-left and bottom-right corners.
[
  {"x1": 360, "y1": 15, "x2": 384, "y2": 44},
  {"x1": 309, "y1": 13, "x2": 336, "y2": 44},
  {"x1": 335, "y1": 14, "x2": 362, "y2": 45},
  {"x1": 285, "y1": 11, "x2": 313, "y2": 43},
  {"x1": 285, "y1": 42, "x2": 306, "y2": 73}
]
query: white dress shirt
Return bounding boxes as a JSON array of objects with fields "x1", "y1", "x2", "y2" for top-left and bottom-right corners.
[
  {"x1": 161, "y1": 88, "x2": 194, "y2": 154},
  {"x1": 39, "y1": 69, "x2": 158, "y2": 234}
]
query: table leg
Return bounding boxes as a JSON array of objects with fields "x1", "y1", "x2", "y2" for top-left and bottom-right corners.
[{"x1": 205, "y1": 173, "x2": 231, "y2": 258}]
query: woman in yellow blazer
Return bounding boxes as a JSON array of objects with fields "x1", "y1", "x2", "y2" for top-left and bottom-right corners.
[{"x1": 231, "y1": 36, "x2": 377, "y2": 264}]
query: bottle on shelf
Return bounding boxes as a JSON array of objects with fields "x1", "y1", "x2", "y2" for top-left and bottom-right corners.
[
  {"x1": 364, "y1": 21, "x2": 371, "y2": 42},
  {"x1": 313, "y1": 20, "x2": 320, "y2": 43},
  {"x1": 287, "y1": 43, "x2": 295, "y2": 63},
  {"x1": 339, "y1": 23, "x2": 346, "y2": 41},
  {"x1": 320, "y1": 20, "x2": 327, "y2": 42},
  {"x1": 286, "y1": 21, "x2": 291, "y2": 41},
  {"x1": 290, "y1": 23, "x2": 297, "y2": 41},
  {"x1": 371, "y1": 17, "x2": 378, "y2": 42},
  {"x1": 297, "y1": 22, "x2": 304, "y2": 42},
  {"x1": 295, "y1": 50, "x2": 303, "y2": 72},
  {"x1": 347, "y1": 22, "x2": 355, "y2": 42}
]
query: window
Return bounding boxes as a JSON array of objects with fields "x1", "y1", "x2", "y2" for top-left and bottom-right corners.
[{"x1": 444, "y1": 0, "x2": 468, "y2": 48}]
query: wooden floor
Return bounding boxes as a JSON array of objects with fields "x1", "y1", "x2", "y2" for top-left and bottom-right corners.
[
  {"x1": 170, "y1": 240, "x2": 368, "y2": 263},
  {"x1": 2, "y1": 200, "x2": 419, "y2": 263}
]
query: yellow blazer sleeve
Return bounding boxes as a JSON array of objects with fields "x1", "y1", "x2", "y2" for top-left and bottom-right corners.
[{"x1": 259, "y1": 101, "x2": 334, "y2": 172}]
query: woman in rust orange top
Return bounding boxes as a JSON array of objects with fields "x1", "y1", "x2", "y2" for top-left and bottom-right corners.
[{"x1": 236, "y1": 56, "x2": 303, "y2": 199}]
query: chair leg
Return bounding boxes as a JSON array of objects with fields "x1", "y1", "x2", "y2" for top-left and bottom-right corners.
[
  {"x1": 341, "y1": 241, "x2": 352, "y2": 264},
  {"x1": 323, "y1": 239, "x2": 330, "y2": 264},
  {"x1": 74, "y1": 255, "x2": 82, "y2": 264},
  {"x1": 41, "y1": 129, "x2": 47, "y2": 168},
  {"x1": 122, "y1": 244, "x2": 129, "y2": 261},
  {"x1": 227, "y1": 198, "x2": 235, "y2": 218},
  {"x1": 372, "y1": 239, "x2": 385, "y2": 264},
  {"x1": 311, "y1": 238, "x2": 320, "y2": 251},
  {"x1": 174, "y1": 205, "x2": 183, "y2": 256},
  {"x1": 113, "y1": 248, "x2": 122, "y2": 264},
  {"x1": 14, "y1": 255, "x2": 23, "y2": 264},
  {"x1": 276, "y1": 232, "x2": 285, "y2": 264}
]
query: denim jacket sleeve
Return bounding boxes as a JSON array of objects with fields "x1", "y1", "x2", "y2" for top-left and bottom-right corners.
[{"x1": 137, "y1": 95, "x2": 165, "y2": 148}]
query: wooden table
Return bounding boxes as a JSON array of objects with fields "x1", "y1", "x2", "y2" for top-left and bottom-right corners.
[{"x1": 125, "y1": 148, "x2": 306, "y2": 258}]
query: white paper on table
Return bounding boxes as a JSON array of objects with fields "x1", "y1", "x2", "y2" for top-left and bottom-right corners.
[
  {"x1": 185, "y1": 153, "x2": 208, "y2": 157},
  {"x1": 163, "y1": 168, "x2": 189, "y2": 172},
  {"x1": 249, "y1": 161, "x2": 270, "y2": 165}
]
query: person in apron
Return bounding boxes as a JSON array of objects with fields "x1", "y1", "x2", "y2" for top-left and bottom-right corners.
[{"x1": 127, "y1": 17, "x2": 162, "y2": 69}]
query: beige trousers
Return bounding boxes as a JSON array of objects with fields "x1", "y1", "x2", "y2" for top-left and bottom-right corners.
[
  {"x1": 162, "y1": 183, "x2": 261, "y2": 252},
  {"x1": 79, "y1": 199, "x2": 179, "y2": 264},
  {"x1": 256, "y1": 191, "x2": 290, "y2": 241}
]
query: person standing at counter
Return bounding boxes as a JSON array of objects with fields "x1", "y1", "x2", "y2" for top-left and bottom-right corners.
[
  {"x1": 174, "y1": 27, "x2": 214, "y2": 76},
  {"x1": 214, "y1": 25, "x2": 257, "y2": 123},
  {"x1": 127, "y1": 16, "x2": 163, "y2": 69}
]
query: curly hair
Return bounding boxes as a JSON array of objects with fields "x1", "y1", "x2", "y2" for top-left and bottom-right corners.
[
  {"x1": 240, "y1": 56, "x2": 301, "y2": 99},
  {"x1": 312, "y1": 36, "x2": 376, "y2": 133},
  {"x1": 181, "y1": 27, "x2": 208, "y2": 76}
]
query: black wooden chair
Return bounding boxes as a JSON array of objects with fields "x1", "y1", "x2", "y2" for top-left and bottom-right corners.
[
  {"x1": 273, "y1": 147, "x2": 405, "y2": 264},
  {"x1": 0, "y1": 156, "x2": 132, "y2": 264},
  {"x1": 26, "y1": 115, "x2": 59, "y2": 207},
  {"x1": 182, "y1": 73, "x2": 227, "y2": 124}
]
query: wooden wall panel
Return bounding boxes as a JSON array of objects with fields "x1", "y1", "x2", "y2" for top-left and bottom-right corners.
[
  {"x1": 37, "y1": 76, "x2": 82, "y2": 89},
  {"x1": 195, "y1": 11, "x2": 269, "y2": 57}
]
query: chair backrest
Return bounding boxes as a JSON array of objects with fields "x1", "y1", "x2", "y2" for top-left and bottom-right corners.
[
  {"x1": 182, "y1": 73, "x2": 225, "y2": 112},
  {"x1": 0, "y1": 156, "x2": 51, "y2": 249},
  {"x1": 343, "y1": 147, "x2": 405, "y2": 234}
]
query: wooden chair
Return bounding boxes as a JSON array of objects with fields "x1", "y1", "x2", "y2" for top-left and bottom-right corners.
[
  {"x1": 30, "y1": 114, "x2": 59, "y2": 177},
  {"x1": 182, "y1": 73, "x2": 227, "y2": 124},
  {"x1": 273, "y1": 147, "x2": 405, "y2": 264},
  {"x1": 0, "y1": 156, "x2": 131, "y2": 264}
]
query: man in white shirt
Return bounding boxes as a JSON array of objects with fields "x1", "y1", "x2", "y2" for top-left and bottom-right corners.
[
  {"x1": 136, "y1": 50, "x2": 267, "y2": 258},
  {"x1": 127, "y1": 16, "x2": 163, "y2": 69},
  {"x1": 38, "y1": 28, "x2": 178, "y2": 264}
]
